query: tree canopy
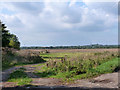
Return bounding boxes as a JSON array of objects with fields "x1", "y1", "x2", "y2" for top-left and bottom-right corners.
[{"x1": 0, "y1": 20, "x2": 20, "y2": 50}]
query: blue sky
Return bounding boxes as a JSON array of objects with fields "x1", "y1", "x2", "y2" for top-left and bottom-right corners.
[{"x1": 0, "y1": 1, "x2": 118, "y2": 46}]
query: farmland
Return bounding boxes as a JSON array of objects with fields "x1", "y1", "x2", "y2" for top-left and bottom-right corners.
[
  {"x1": 34, "y1": 49, "x2": 119, "y2": 81},
  {"x1": 1, "y1": 2, "x2": 119, "y2": 89},
  {"x1": 3, "y1": 49, "x2": 119, "y2": 87},
  {"x1": 2, "y1": 48, "x2": 119, "y2": 88},
  {"x1": 18, "y1": 48, "x2": 118, "y2": 60}
]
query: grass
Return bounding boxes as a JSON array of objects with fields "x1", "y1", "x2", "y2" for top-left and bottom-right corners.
[
  {"x1": 40, "y1": 52, "x2": 87, "y2": 57},
  {"x1": 40, "y1": 52, "x2": 88, "y2": 61},
  {"x1": 8, "y1": 68, "x2": 32, "y2": 86},
  {"x1": 2, "y1": 50, "x2": 46, "y2": 70},
  {"x1": 35, "y1": 51, "x2": 119, "y2": 82},
  {"x1": 3, "y1": 49, "x2": 119, "y2": 84},
  {"x1": 35, "y1": 58, "x2": 119, "y2": 82},
  {"x1": 91, "y1": 58, "x2": 119, "y2": 74},
  {"x1": 72, "y1": 58, "x2": 119, "y2": 80}
]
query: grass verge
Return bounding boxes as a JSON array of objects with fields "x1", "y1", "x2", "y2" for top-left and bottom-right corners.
[
  {"x1": 72, "y1": 58, "x2": 119, "y2": 81},
  {"x1": 35, "y1": 58, "x2": 119, "y2": 82},
  {"x1": 8, "y1": 68, "x2": 32, "y2": 86}
]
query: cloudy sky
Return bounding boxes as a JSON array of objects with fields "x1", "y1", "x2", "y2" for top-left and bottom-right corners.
[{"x1": 0, "y1": 1, "x2": 118, "y2": 46}]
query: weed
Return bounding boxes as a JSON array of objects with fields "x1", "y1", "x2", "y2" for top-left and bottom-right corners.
[
  {"x1": 8, "y1": 68, "x2": 32, "y2": 86},
  {"x1": 35, "y1": 51, "x2": 118, "y2": 82}
]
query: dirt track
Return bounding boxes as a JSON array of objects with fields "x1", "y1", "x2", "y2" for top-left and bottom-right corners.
[{"x1": 1, "y1": 63, "x2": 119, "y2": 89}]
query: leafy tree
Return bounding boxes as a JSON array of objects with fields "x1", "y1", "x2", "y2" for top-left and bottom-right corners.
[
  {"x1": 9, "y1": 34, "x2": 20, "y2": 49},
  {"x1": 0, "y1": 20, "x2": 20, "y2": 50}
]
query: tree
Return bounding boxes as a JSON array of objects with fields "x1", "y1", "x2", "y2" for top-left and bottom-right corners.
[
  {"x1": 9, "y1": 34, "x2": 20, "y2": 49},
  {"x1": 0, "y1": 22, "x2": 10, "y2": 47},
  {"x1": 0, "y1": 20, "x2": 20, "y2": 50}
]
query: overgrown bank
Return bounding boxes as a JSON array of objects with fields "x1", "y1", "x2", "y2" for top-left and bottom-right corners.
[
  {"x1": 2, "y1": 48, "x2": 46, "y2": 70},
  {"x1": 35, "y1": 51, "x2": 119, "y2": 82}
]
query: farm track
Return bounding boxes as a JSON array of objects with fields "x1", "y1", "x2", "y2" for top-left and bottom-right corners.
[
  {"x1": 1, "y1": 63, "x2": 40, "y2": 88},
  {"x1": 1, "y1": 63, "x2": 64, "y2": 88},
  {"x1": 1, "y1": 63, "x2": 119, "y2": 89}
]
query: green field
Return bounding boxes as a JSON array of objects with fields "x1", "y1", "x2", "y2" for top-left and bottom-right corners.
[
  {"x1": 3, "y1": 49, "x2": 119, "y2": 85},
  {"x1": 35, "y1": 50, "x2": 119, "y2": 82},
  {"x1": 40, "y1": 52, "x2": 91, "y2": 61}
]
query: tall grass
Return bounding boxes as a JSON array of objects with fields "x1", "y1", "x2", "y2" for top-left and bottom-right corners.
[
  {"x1": 35, "y1": 51, "x2": 119, "y2": 81},
  {"x1": 2, "y1": 48, "x2": 46, "y2": 70}
]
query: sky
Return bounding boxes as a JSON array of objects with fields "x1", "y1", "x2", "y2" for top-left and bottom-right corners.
[{"x1": 0, "y1": 1, "x2": 118, "y2": 46}]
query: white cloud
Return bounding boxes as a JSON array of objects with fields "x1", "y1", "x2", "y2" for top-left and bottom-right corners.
[{"x1": 0, "y1": 2, "x2": 118, "y2": 46}]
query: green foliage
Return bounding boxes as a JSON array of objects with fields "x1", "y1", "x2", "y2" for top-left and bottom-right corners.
[
  {"x1": 8, "y1": 68, "x2": 32, "y2": 86},
  {"x1": 88, "y1": 58, "x2": 119, "y2": 75},
  {"x1": 1, "y1": 23, "x2": 11, "y2": 47},
  {"x1": 35, "y1": 52, "x2": 119, "y2": 82},
  {"x1": 2, "y1": 50, "x2": 17, "y2": 70},
  {"x1": 35, "y1": 70, "x2": 56, "y2": 77},
  {"x1": 9, "y1": 34, "x2": 20, "y2": 50},
  {"x1": 0, "y1": 20, "x2": 20, "y2": 49}
]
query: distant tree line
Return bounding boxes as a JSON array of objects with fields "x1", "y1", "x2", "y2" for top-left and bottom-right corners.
[
  {"x1": 0, "y1": 20, "x2": 20, "y2": 50},
  {"x1": 21, "y1": 44, "x2": 119, "y2": 49}
]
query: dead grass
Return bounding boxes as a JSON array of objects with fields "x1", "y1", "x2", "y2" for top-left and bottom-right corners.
[{"x1": 20, "y1": 48, "x2": 118, "y2": 53}]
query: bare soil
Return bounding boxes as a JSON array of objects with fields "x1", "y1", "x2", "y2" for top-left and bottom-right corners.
[{"x1": 67, "y1": 72, "x2": 119, "y2": 88}]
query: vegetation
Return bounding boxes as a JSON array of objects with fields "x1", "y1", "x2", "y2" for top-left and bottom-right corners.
[
  {"x1": 71, "y1": 58, "x2": 119, "y2": 81},
  {"x1": 1, "y1": 20, "x2": 119, "y2": 87},
  {"x1": 35, "y1": 51, "x2": 119, "y2": 82},
  {"x1": 0, "y1": 20, "x2": 20, "y2": 50},
  {"x1": 21, "y1": 44, "x2": 119, "y2": 49},
  {"x1": 1, "y1": 21, "x2": 46, "y2": 70},
  {"x1": 2, "y1": 49, "x2": 46, "y2": 70},
  {"x1": 8, "y1": 68, "x2": 32, "y2": 86}
]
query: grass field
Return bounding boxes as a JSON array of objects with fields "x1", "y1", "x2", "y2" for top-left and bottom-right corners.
[
  {"x1": 34, "y1": 49, "x2": 119, "y2": 82},
  {"x1": 3, "y1": 48, "x2": 119, "y2": 85},
  {"x1": 38, "y1": 49, "x2": 118, "y2": 61}
]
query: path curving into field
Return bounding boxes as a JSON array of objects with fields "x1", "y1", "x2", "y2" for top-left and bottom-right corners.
[
  {"x1": 1, "y1": 63, "x2": 119, "y2": 89},
  {"x1": 23, "y1": 64, "x2": 64, "y2": 87},
  {"x1": 1, "y1": 66, "x2": 23, "y2": 88},
  {"x1": 2, "y1": 66, "x2": 23, "y2": 81},
  {"x1": 1, "y1": 63, "x2": 63, "y2": 88}
]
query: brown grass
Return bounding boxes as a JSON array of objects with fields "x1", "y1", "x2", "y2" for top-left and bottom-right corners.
[{"x1": 20, "y1": 48, "x2": 118, "y2": 53}]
